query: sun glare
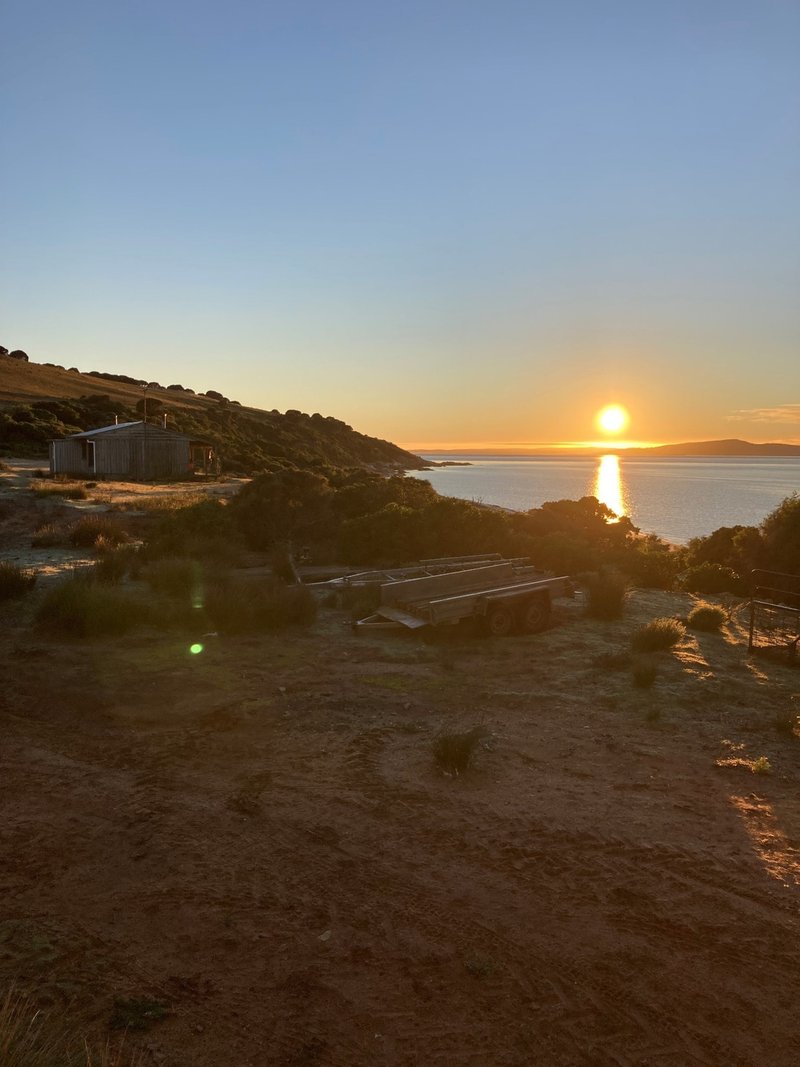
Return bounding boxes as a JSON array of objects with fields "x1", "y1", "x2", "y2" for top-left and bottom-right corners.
[{"x1": 596, "y1": 404, "x2": 629, "y2": 436}]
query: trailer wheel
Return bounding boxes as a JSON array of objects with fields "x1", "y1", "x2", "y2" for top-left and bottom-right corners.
[
  {"x1": 520, "y1": 595, "x2": 550, "y2": 634},
  {"x1": 484, "y1": 605, "x2": 515, "y2": 637}
]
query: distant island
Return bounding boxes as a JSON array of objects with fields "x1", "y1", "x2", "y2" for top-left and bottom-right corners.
[
  {"x1": 622, "y1": 439, "x2": 800, "y2": 457},
  {"x1": 418, "y1": 439, "x2": 800, "y2": 458}
]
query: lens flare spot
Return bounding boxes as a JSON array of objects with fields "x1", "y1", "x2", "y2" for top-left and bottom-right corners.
[{"x1": 190, "y1": 643, "x2": 204, "y2": 655}]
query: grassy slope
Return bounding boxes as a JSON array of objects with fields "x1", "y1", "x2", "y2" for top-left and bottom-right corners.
[{"x1": 0, "y1": 355, "x2": 426, "y2": 473}]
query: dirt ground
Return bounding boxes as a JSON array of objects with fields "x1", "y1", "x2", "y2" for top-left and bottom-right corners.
[{"x1": 2, "y1": 467, "x2": 800, "y2": 1065}]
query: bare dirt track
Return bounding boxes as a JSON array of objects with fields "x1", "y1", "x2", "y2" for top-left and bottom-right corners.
[{"x1": 2, "y1": 562, "x2": 800, "y2": 1065}]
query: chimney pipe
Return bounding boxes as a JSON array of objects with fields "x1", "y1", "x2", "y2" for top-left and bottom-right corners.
[{"x1": 162, "y1": 413, "x2": 167, "y2": 429}]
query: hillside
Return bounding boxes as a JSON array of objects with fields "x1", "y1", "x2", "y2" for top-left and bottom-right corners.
[
  {"x1": 629, "y1": 439, "x2": 800, "y2": 457},
  {"x1": 0, "y1": 351, "x2": 426, "y2": 473}
]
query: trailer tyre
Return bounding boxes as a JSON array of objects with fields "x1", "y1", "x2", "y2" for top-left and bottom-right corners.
[
  {"x1": 520, "y1": 595, "x2": 550, "y2": 634},
  {"x1": 484, "y1": 605, "x2": 515, "y2": 637}
]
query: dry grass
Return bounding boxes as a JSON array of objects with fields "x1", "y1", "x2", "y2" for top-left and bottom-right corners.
[
  {"x1": 433, "y1": 726, "x2": 489, "y2": 776},
  {"x1": 630, "y1": 617, "x2": 686, "y2": 653},
  {"x1": 687, "y1": 602, "x2": 726, "y2": 632},
  {"x1": 584, "y1": 569, "x2": 628, "y2": 620},
  {"x1": 0, "y1": 562, "x2": 37, "y2": 601},
  {"x1": 0, "y1": 988, "x2": 143, "y2": 1066}
]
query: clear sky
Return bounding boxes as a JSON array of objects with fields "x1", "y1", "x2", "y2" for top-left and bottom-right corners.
[{"x1": 2, "y1": 1, "x2": 799, "y2": 449}]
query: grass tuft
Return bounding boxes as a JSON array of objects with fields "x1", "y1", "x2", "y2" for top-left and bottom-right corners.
[
  {"x1": 751, "y1": 755, "x2": 772, "y2": 775},
  {"x1": 0, "y1": 988, "x2": 143, "y2": 1066},
  {"x1": 68, "y1": 516, "x2": 128, "y2": 549},
  {"x1": 630, "y1": 617, "x2": 685, "y2": 653},
  {"x1": 433, "y1": 725, "x2": 488, "y2": 776},
  {"x1": 31, "y1": 523, "x2": 63, "y2": 547},
  {"x1": 686, "y1": 602, "x2": 726, "y2": 632},
  {"x1": 0, "y1": 562, "x2": 37, "y2": 601}
]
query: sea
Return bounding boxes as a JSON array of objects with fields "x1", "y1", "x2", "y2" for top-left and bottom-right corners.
[{"x1": 408, "y1": 455, "x2": 800, "y2": 545}]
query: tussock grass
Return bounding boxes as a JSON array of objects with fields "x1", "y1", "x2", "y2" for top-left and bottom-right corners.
[
  {"x1": 630, "y1": 617, "x2": 685, "y2": 653},
  {"x1": 31, "y1": 523, "x2": 63, "y2": 547},
  {"x1": 32, "y1": 482, "x2": 88, "y2": 500},
  {"x1": 68, "y1": 516, "x2": 128, "y2": 549},
  {"x1": 687, "y1": 602, "x2": 726, "y2": 632},
  {"x1": 584, "y1": 569, "x2": 628, "y2": 620},
  {"x1": 0, "y1": 562, "x2": 36, "y2": 602},
  {"x1": 433, "y1": 726, "x2": 488, "y2": 776},
  {"x1": 0, "y1": 988, "x2": 143, "y2": 1066},
  {"x1": 35, "y1": 573, "x2": 148, "y2": 637}
]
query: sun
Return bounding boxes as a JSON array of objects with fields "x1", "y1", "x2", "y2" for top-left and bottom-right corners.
[{"x1": 596, "y1": 404, "x2": 629, "y2": 435}]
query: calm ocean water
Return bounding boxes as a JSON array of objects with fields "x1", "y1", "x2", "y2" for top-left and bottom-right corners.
[{"x1": 408, "y1": 455, "x2": 800, "y2": 545}]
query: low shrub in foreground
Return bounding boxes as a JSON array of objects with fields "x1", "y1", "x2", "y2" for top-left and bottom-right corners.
[
  {"x1": 68, "y1": 516, "x2": 128, "y2": 549},
  {"x1": 630, "y1": 617, "x2": 686, "y2": 653},
  {"x1": 205, "y1": 578, "x2": 317, "y2": 633},
  {"x1": 36, "y1": 573, "x2": 148, "y2": 637},
  {"x1": 433, "y1": 726, "x2": 488, "y2": 776},
  {"x1": 584, "y1": 569, "x2": 628, "y2": 619},
  {"x1": 0, "y1": 562, "x2": 36, "y2": 601},
  {"x1": 687, "y1": 602, "x2": 726, "y2": 632}
]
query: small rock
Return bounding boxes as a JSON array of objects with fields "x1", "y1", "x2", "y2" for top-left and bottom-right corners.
[{"x1": 318, "y1": 929, "x2": 331, "y2": 942}]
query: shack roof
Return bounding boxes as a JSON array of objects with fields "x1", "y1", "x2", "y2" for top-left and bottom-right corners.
[{"x1": 63, "y1": 421, "x2": 192, "y2": 442}]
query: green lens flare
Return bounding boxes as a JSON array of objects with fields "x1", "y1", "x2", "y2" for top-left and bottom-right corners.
[{"x1": 190, "y1": 643, "x2": 204, "y2": 655}]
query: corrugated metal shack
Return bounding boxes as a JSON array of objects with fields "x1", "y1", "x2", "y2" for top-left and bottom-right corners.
[{"x1": 49, "y1": 421, "x2": 214, "y2": 479}]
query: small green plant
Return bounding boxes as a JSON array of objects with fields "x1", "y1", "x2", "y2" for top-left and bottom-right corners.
[
  {"x1": 687, "y1": 602, "x2": 726, "y2": 632},
  {"x1": 630, "y1": 617, "x2": 685, "y2": 653},
  {"x1": 0, "y1": 562, "x2": 36, "y2": 601},
  {"x1": 584, "y1": 569, "x2": 628, "y2": 620},
  {"x1": 36, "y1": 574, "x2": 148, "y2": 637},
  {"x1": 631, "y1": 657, "x2": 658, "y2": 688},
  {"x1": 752, "y1": 755, "x2": 772, "y2": 775},
  {"x1": 464, "y1": 954, "x2": 495, "y2": 978},
  {"x1": 68, "y1": 516, "x2": 128, "y2": 549},
  {"x1": 433, "y1": 725, "x2": 488, "y2": 776}
]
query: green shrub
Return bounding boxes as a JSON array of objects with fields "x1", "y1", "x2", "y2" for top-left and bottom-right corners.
[
  {"x1": 36, "y1": 574, "x2": 148, "y2": 637},
  {"x1": 205, "y1": 578, "x2": 317, "y2": 634},
  {"x1": 142, "y1": 557, "x2": 202, "y2": 597},
  {"x1": 0, "y1": 562, "x2": 36, "y2": 601},
  {"x1": 68, "y1": 516, "x2": 128, "y2": 548},
  {"x1": 433, "y1": 726, "x2": 488, "y2": 775},
  {"x1": 630, "y1": 617, "x2": 685, "y2": 653},
  {"x1": 683, "y1": 562, "x2": 742, "y2": 594},
  {"x1": 687, "y1": 602, "x2": 726, "y2": 632},
  {"x1": 584, "y1": 569, "x2": 628, "y2": 619},
  {"x1": 631, "y1": 657, "x2": 658, "y2": 688}
]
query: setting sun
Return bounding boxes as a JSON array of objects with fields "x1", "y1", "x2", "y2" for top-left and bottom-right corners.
[{"x1": 596, "y1": 404, "x2": 629, "y2": 436}]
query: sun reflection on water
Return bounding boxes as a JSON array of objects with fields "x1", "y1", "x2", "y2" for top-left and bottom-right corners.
[{"x1": 595, "y1": 454, "x2": 628, "y2": 520}]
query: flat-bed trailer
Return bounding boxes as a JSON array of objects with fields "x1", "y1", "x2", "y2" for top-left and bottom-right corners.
[{"x1": 355, "y1": 561, "x2": 572, "y2": 636}]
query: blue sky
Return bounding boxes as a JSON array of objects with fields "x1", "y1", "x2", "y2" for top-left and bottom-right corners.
[{"x1": 2, "y1": 0, "x2": 799, "y2": 447}]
